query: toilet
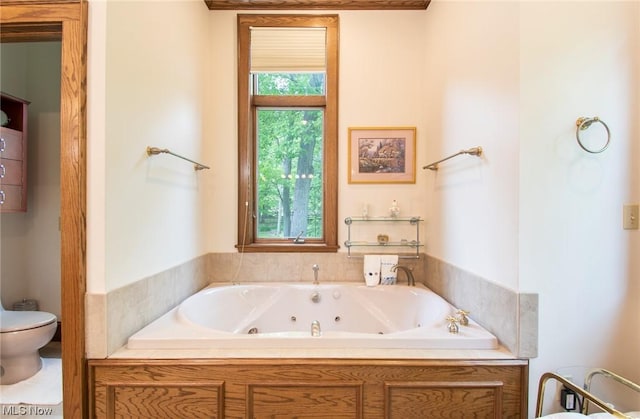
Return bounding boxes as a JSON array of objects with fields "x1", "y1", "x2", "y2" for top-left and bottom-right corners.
[{"x1": 0, "y1": 302, "x2": 57, "y2": 384}]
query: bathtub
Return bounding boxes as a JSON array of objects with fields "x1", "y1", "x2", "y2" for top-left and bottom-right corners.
[{"x1": 127, "y1": 282, "x2": 498, "y2": 350}]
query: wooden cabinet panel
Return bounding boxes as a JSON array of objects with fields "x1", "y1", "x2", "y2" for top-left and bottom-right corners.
[
  {"x1": 248, "y1": 383, "x2": 363, "y2": 418},
  {"x1": 90, "y1": 365, "x2": 224, "y2": 419},
  {"x1": 385, "y1": 381, "x2": 502, "y2": 418},
  {"x1": 109, "y1": 384, "x2": 222, "y2": 418}
]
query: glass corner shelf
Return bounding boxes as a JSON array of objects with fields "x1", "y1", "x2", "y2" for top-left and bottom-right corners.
[
  {"x1": 344, "y1": 216, "x2": 422, "y2": 224},
  {"x1": 344, "y1": 216, "x2": 423, "y2": 258}
]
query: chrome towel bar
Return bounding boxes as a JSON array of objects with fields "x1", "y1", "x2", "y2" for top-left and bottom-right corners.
[
  {"x1": 146, "y1": 146, "x2": 210, "y2": 171},
  {"x1": 423, "y1": 146, "x2": 483, "y2": 171}
]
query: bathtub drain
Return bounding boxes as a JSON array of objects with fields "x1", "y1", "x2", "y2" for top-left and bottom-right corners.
[{"x1": 248, "y1": 327, "x2": 259, "y2": 334}]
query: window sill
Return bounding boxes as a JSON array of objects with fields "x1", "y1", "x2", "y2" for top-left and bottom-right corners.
[{"x1": 235, "y1": 243, "x2": 340, "y2": 253}]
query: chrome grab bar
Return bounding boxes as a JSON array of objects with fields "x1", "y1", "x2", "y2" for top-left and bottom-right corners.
[
  {"x1": 583, "y1": 368, "x2": 640, "y2": 415},
  {"x1": 535, "y1": 372, "x2": 630, "y2": 418},
  {"x1": 146, "y1": 146, "x2": 210, "y2": 171},
  {"x1": 423, "y1": 146, "x2": 483, "y2": 171}
]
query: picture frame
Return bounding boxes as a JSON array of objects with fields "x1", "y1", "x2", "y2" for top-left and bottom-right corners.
[{"x1": 347, "y1": 127, "x2": 416, "y2": 184}]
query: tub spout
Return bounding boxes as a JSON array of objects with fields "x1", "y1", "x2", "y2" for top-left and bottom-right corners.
[
  {"x1": 391, "y1": 265, "x2": 415, "y2": 286},
  {"x1": 312, "y1": 264, "x2": 320, "y2": 285},
  {"x1": 311, "y1": 320, "x2": 322, "y2": 337}
]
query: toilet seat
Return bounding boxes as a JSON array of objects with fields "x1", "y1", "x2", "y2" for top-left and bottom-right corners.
[{"x1": 0, "y1": 311, "x2": 56, "y2": 333}]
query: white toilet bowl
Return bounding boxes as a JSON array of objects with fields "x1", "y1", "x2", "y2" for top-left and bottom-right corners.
[{"x1": 0, "y1": 308, "x2": 57, "y2": 384}]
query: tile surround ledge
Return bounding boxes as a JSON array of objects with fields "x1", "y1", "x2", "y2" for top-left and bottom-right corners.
[
  {"x1": 86, "y1": 252, "x2": 537, "y2": 359},
  {"x1": 86, "y1": 255, "x2": 209, "y2": 357},
  {"x1": 423, "y1": 255, "x2": 538, "y2": 358}
]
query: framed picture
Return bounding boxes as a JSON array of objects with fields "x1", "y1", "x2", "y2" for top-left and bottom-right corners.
[{"x1": 348, "y1": 127, "x2": 416, "y2": 184}]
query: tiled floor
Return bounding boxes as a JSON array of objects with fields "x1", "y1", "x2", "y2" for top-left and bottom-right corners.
[{"x1": 0, "y1": 342, "x2": 63, "y2": 419}]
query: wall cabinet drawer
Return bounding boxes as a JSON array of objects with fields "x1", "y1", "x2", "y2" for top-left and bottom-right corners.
[
  {"x1": 0, "y1": 158, "x2": 24, "y2": 185},
  {"x1": 1, "y1": 93, "x2": 29, "y2": 213},
  {"x1": 0, "y1": 185, "x2": 25, "y2": 211},
  {"x1": 0, "y1": 128, "x2": 23, "y2": 161}
]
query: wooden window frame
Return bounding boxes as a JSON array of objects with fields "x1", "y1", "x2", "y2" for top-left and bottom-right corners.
[
  {"x1": 237, "y1": 14, "x2": 339, "y2": 253},
  {"x1": 207, "y1": 1, "x2": 430, "y2": 10}
]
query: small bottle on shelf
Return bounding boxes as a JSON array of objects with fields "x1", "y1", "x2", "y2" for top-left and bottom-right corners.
[{"x1": 389, "y1": 200, "x2": 400, "y2": 218}]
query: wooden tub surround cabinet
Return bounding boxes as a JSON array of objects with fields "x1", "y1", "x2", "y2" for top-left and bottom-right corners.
[{"x1": 88, "y1": 358, "x2": 528, "y2": 418}]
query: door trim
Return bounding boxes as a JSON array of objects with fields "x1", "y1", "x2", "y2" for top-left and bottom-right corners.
[{"x1": 1, "y1": 1, "x2": 87, "y2": 417}]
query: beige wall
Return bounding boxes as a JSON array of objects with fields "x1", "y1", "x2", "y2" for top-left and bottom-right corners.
[
  {"x1": 518, "y1": 2, "x2": 640, "y2": 414},
  {"x1": 88, "y1": 0, "x2": 212, "y2": 293},
  {"x1": 205, "y1": 10, "x2": 432, "y2": 255},
  {"x1": 421, "y1": 2, "x2": 521, "y2": 290}
]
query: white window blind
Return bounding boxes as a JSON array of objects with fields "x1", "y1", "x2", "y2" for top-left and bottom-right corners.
[{"x1": 250, "y1": 27, "x2": 327, "y2": 72}]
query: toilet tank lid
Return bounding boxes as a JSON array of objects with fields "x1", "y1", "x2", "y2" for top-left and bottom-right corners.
[{"x1": 0, "y1": 310, "x2": 56, "y2": 332}]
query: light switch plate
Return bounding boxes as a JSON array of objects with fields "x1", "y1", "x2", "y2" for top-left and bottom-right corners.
[{"x1": 623, "y1": 204, "x2": 639, "y2": 230}]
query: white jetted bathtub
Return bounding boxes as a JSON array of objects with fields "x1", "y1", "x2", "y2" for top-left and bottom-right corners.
[{"x1": 127, "y1": 282, "x2": 498, "y2": 350}]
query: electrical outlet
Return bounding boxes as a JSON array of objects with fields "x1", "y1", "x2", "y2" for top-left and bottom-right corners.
[
  {"x1": 623, "y1": 204, "x2": 639, "y2": 230},
  {"x1": 555, "y1": 375, "x2": 573, "y2": 401},
  {"x1": 561, "y1": 388, "x2": 578, "y2": 410}
]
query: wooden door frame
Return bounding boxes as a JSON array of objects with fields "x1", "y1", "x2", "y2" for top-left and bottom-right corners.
[{"x1": 1, "y1": 1, "x2": 87, "y2": 417}]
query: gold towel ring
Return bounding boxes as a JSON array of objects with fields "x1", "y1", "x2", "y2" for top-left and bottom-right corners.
[{"x1": 576, "y1": 116, "x2": 610, "y2": 154}]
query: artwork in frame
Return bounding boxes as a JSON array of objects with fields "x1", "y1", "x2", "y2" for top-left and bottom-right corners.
[{"x1": 348, "y1": 127, "x2": 416, "y2": 184}]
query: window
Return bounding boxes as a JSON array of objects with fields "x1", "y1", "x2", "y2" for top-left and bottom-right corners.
[{"x1": 237, "y1": 15, "x2": 339, "y2": 252}]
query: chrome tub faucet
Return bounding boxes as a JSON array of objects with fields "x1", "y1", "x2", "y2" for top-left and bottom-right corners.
[
  {"x1": 391, "y1": 265, "x2": 415, "y2": 286},
  {"x1": 312, "y1": 264, "x2": 320, "y2": 285}
]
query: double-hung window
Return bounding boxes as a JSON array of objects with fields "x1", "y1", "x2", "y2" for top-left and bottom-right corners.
[{"x1": 237, "y1": 15, "x2": 339, "y2": 252}]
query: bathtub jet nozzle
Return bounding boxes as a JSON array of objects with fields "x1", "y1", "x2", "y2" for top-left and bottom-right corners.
[{"x1": 311, "y1": 320, "x2": 322, "y2": 337}]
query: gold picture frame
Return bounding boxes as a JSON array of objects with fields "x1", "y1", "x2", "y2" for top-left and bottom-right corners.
[{"x1": 348, "y1": 127, "x2": 416, "y2": 184}]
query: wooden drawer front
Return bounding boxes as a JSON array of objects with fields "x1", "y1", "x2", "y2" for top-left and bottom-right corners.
[
  {"x1": 385, "y1": 380, "x2": 503, "y2": 419},
  {"x1": 248, "y1": 382, "x2": 364, "y2": 418},
  {"x1": 0, "y1": 128, "x2": 23, "y2": 160},
  {"x1": 0, "y1": 185, "x2": 24, "y2": 211},
  {"x1": 0, "y1": 158, "x2": 23, "y2": 185}
]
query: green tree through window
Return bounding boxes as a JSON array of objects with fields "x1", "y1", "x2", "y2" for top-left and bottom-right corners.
[{"x1": 256, "y1": 74, "x2": 324, "y2": 239}]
